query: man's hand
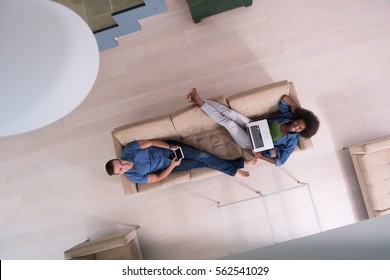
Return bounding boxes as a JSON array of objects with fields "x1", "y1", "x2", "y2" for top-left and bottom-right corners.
[
  {"x1": 170, "y1": 157, "x2": 182, "y2": 167},
  {"x1": 147, "y1": 157, "x2": 182, "y2": 184},
  {"x1": 169, "y1": 145, "x2": 180, "y2": 151}
]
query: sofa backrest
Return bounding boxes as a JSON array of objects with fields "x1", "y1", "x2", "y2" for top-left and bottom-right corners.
[
  {"x1": 227, "y1": 80, "x2": 289, "y2": 119},
  {"x1": 170, "y1": 96, "x2": 229, "y2": 138},
  {"x1": 113, "y1": 115, "x2": 180, "y2": 147}
]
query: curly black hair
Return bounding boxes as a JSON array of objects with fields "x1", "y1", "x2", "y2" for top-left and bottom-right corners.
[{"x1": 292, "y1": 108, "x2": 320, "y2": 138}]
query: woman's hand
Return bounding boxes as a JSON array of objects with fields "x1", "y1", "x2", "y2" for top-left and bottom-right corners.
[
  {"x1": 253, "y1": 152, "x2": 276, "y2": 165},
  {"x1": 253, "y1": 152, "x2": 265, "y2": 159}
]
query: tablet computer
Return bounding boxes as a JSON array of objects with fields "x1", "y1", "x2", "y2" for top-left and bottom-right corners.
[{"x1": 174, "y1": 147, "x2": 184, "y2": 160}]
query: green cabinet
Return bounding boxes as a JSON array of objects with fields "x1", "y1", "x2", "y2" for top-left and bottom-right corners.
[{"x1": 187, "y1": 0, "x2": 253, "y2": 23}]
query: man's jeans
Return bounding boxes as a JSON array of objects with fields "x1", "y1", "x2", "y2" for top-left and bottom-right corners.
[{"x1": 167, "y1": 141, "x2": 244, "y2": 177}]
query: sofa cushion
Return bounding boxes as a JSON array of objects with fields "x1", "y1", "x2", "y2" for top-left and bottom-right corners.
[
  {"x1": 182, "y1": 128, "x2": 245, "y2": 180},
  {"x1": 357, "y1": 149, "x2": 390, "y2": 212},
  {"x1": 171, "y1": 96, "x2": 229, "y2": 138},
  {"x1": 137, "y1": 171, "x2": 190, "y2": 193},
  {"x1": 181, "y1": 127, "x2": 243, "y2": 160},
  {"x1": 190, "y1": 168, "x2": 222, "y2": 182},
  {"x1": 227, "y1": 80, "x2": 289, "y2": 119},
  {"x1": 113, "y1": 115, "x2": 180, "y2": 146}
]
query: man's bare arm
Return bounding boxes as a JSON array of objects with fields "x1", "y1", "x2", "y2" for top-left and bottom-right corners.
[
  {"x1": 146, "y1": 159, "x2": 182, "y2": 183},
  {"x1": 138, "y1": 139, "x2": 179, "y2": 150}
]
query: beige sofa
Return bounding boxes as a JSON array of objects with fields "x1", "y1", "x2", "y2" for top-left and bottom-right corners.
[
  {"x1": 348, "y1": 136, "x2": 390, "y2": 218},
  {"x1": 64, "y1": 229, "x2": 143, "y2": 260},
  {"x1": 111, "y1": 80, "x2": 313, "y2": 196}
]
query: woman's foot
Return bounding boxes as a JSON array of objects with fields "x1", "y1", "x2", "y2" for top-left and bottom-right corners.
[
  {"x1": 186, "y1": 86, "x2": 205, "y2": 106},
  {"x1": 237, "y1": 169, "x2": 250, "y2": 177}
]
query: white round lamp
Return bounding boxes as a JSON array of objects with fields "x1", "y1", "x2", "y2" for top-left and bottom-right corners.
[{"x1": 0, "y1": 0, "x2": 99, "y2": 137}]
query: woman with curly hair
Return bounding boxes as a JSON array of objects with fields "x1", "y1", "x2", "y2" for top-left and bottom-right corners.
[{"x1": 186, "y1": 87, "x2": 320, "y2": 166}]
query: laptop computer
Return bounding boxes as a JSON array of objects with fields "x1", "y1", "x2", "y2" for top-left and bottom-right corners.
[{"x1": 246, "y1": 119, "x2": 274, "y2": 152}]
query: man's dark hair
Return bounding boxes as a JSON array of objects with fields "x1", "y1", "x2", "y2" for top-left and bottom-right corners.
[
  {"x1": 105, "y1": 159, "x2": 117, "y2": 176},
  {"x1": 293, "y1": 108, "x2": 320, "y2": 139}
]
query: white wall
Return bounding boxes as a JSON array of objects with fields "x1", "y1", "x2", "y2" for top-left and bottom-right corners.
[{"x1": 223, "y1": 215, "x2": 390, "y2": 259}]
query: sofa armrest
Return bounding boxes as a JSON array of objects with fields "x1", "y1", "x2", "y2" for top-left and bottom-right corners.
[
  {"x1": 112, "y1": 131, "x2": 124, "y2": 159},
  {"x1": 289, "y1": 82, "x2": 313, "y2": 150},
  {"x1": 287, "y1": 81, "x2": 301, "y2": 107},
  {"x1": 64, "y1": 229, "x2": 138, "y2": 260},
  {"x1": 111, "y1": 132, "x2": 138, "y2": 195},
  {"x1": 349, "y1": 136, "x2": 390, "y2": 155},
  {"x1": 120, "y1": 175, "x2": 138, "y2": 195}
]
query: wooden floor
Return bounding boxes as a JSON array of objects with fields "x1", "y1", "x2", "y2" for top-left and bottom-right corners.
[{"x1": 1, "y1": 0, "x2": 390, "y2": 259}]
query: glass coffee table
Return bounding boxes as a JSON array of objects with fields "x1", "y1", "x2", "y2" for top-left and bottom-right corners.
[{"x1": 217, "y1": 169, "x2": 322, "y2": 255}]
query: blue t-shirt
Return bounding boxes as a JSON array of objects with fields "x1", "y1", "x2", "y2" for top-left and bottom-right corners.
[
  {"x1": 121, "y1": 141, "x2": 172, "y2": 184},
  {"x1": 263, "y1": 100, "x2": 299, "y2": 166}
]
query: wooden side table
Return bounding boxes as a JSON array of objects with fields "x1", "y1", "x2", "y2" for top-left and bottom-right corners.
[{"x1": 187, "y1": 0, "x2": 253, "y2": 23}]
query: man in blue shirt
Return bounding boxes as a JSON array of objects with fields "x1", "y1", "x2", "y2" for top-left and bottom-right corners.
[{"x1": 105, "y1": 139, "x2": 257, "y2": 184}]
